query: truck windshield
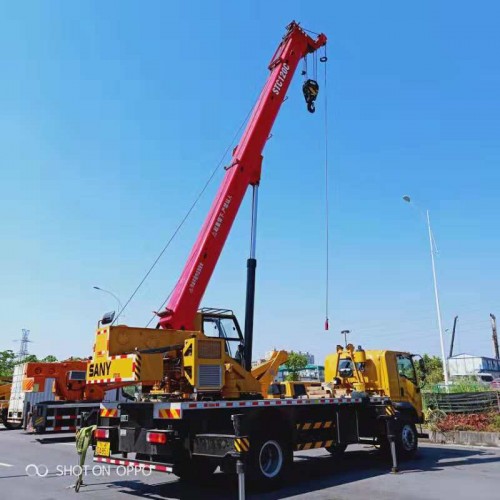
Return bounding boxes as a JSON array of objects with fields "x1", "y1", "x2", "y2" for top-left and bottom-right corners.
[{"x1": 396, "y1": 355, "x2": 417, "y2": 384}]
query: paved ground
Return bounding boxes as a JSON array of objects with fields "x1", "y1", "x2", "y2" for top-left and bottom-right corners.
[{"x1": 1, "y1": 425, "x2": 499, "y2": 499}]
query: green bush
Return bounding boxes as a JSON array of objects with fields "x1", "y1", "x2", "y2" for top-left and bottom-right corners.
[{"x1": 448, "y1": 377, "x2": 491, "y2": 393}]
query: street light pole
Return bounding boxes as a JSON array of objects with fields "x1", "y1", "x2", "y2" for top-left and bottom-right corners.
[
  {"x1": 93, "y1": 286, "x2": 123, "y2": 322},
  {"x1": 403, "y1": 197, "x2": 449, "y2": 387},
  {"x1": 425, "y1": 209, "x2": 449, "y2": 387}
]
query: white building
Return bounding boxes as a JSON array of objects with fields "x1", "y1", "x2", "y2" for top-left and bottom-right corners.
[{"x1": 448, "y1": 354, "x2": 500, "y2": 380}]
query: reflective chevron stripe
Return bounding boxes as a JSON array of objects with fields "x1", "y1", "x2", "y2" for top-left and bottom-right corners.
[
  {"x1": 234, "y1": 437, "x2": 250, "y2": 452},
  {"x1": 158, "y1": 408, "x2": 181, "y2": 419},
  {"x1": 296, "y1": 420, "x2": 334, "y2": 431},
  {"x1": 132, "y1": 354, "x2": 141, "y2": 380},
  {"x1": 296, "y1": 440, "x2": 334, "y2": 450},
  {"x1": 100, "y1": 408, "x2": 119, "y2": 418}
]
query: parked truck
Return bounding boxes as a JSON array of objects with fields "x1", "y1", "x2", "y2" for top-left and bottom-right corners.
[
  {"x1": 2, "y1": 362, "x2": 55, "y2": 430},
  {"x1": 0, "y1": 376, "x2": 12, "y2": 426},
  {"x1": 86, "y1": 21, "x2": 423, "y2": 490},
  {"x1": 2, "y1": 360, "x2": 125, "y2": 433}
]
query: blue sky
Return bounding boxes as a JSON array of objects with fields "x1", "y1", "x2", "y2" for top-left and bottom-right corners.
[{"x1": 1, "y1": 1, "x2": 499, "y2": 363}]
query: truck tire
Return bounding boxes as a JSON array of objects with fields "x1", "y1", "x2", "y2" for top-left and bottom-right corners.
[
  {"x1": 325, "y1": 443, "x2": 347, "y2": 457},
  {"x1": 396, "y1": 422, "x2": 418, "y2": 459},
  {"x1": 247, "y1": 434, "x2": 292, "y2": 490},
  {"x1": 378, "y1": 422, "x2": 418, "y2": 460}
]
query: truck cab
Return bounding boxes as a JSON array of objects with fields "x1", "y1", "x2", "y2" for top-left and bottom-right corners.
[{"x1": 324, "y1": 345, "x2": 424, "y2": 423}]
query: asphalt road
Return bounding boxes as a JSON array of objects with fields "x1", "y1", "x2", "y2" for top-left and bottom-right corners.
[{"x1": 1, "y1": 425, "x2": 499, "y2": 500}]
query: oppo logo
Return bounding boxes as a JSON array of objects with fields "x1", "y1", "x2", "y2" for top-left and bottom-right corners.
[{"x1": 272, "y1": 63, "x2": 290, "y2": 95}]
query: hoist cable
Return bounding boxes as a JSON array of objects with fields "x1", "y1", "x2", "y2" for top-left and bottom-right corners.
[{"x1": 323, "y1": 46, "x2": 330, "y2": 331}]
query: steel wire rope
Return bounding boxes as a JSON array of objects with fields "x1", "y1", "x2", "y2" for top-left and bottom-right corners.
[{"x1": 323, "y1": 45, "x2": 330, "y2": 331}]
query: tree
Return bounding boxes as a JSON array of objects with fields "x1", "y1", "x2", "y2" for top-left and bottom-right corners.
[
  {"x1": 0, "y1": 350, "x2": 16, "y2": 377},
  {"x1": 417, "y1": 354, "x2": 444, "y2": 385},
  {"x1": 284, "y1": 352, "x2": 308, "y2": 381},
  {"x1": 41, "y1": 355, "x2": 58, "y2": 363},
  {"x1": 21, "y1": 355, "x2": 39, "y2": 364}
]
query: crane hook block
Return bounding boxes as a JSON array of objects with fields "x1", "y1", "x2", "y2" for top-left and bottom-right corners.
[{"x1": 303, "y1": 79, "x2": 319, "y2": 114}]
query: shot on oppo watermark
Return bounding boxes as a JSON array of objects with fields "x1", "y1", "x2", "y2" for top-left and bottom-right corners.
[{"x1": 25, "y1": 464, "x2": 152, "y2": 478}]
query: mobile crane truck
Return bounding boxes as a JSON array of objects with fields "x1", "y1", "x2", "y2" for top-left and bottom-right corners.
[
  {"x1": 87, "y1": 21, "x2": 423, "y2": 489},
  {"x1": 3, "y1": 360, "x2": 126, "y2": 433}
]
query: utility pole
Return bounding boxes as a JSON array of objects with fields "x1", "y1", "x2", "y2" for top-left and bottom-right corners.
[
  {"x1": 490, "y1": 314, "x2": 500, "y2": 360},
  {"x1": 449, "y1": 316, "x2": 458, "y2": 358}
]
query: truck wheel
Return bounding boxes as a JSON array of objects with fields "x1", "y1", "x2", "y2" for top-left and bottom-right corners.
[
  {"x1": 379, "y1": 422, "x2": 418, "y2": 460},
  {"x1": 247, "y1": 435, "x2": 292, "y2": 490},
  {"x1": 397, "y1": 422, "x2": 418, "y2": 459},
  {"x1": 325, "y1": 443, "x2": 347, "y2": 457}
]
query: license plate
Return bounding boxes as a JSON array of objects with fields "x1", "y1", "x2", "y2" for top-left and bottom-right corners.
[{"x1": 96, "y1": 441, "x2": 110, "y2": 457}]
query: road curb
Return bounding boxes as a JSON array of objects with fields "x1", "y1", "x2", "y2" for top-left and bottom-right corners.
[{"x1": 423, "y1": 430, "x2": 500, "y2": 448}]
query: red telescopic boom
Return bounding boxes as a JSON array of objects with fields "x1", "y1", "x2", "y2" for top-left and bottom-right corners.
[{"x1": 158, "y1": 22, "x2": 327, "y2": 330}]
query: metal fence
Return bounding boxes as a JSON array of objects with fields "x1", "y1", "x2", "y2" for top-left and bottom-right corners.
[{"x1": 423, "y1": 391, "x2": 500, "y2": 414}]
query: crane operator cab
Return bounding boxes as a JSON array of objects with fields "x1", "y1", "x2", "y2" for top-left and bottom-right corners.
[{"x1": 200, "y1": 308, "x2": 245, "y2": 365}]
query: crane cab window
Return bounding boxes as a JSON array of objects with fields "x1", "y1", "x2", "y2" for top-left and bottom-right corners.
[
  {"x1": 202, "y1": 311, "x2": 243, "y2": 359},
  {"x1": 339, "y1": 359, "x2": 354, "y2": 378},
  {"x1": 396, "y1": 355, "x2": 417, "y2": 385}
]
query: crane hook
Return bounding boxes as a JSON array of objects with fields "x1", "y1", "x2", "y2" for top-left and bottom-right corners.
[{"x1": 303, "y1": 79, "x2": 319, "y2": 114}]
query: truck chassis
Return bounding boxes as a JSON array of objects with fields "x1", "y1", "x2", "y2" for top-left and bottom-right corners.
[
  {"x1": 29, "y1": 400, "x2": 101, "y2": 433},
  {"x1": 94, "y1": 395, "x2": 412, "y2": 487}
]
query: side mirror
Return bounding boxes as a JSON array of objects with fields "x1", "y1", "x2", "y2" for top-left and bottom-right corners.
[
  {"x1": 418, "y1": 358, "x2": 426, "y2": 373},
  {"x1": 416, "y1": 357, "x2": 427, "y2": 383}
]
